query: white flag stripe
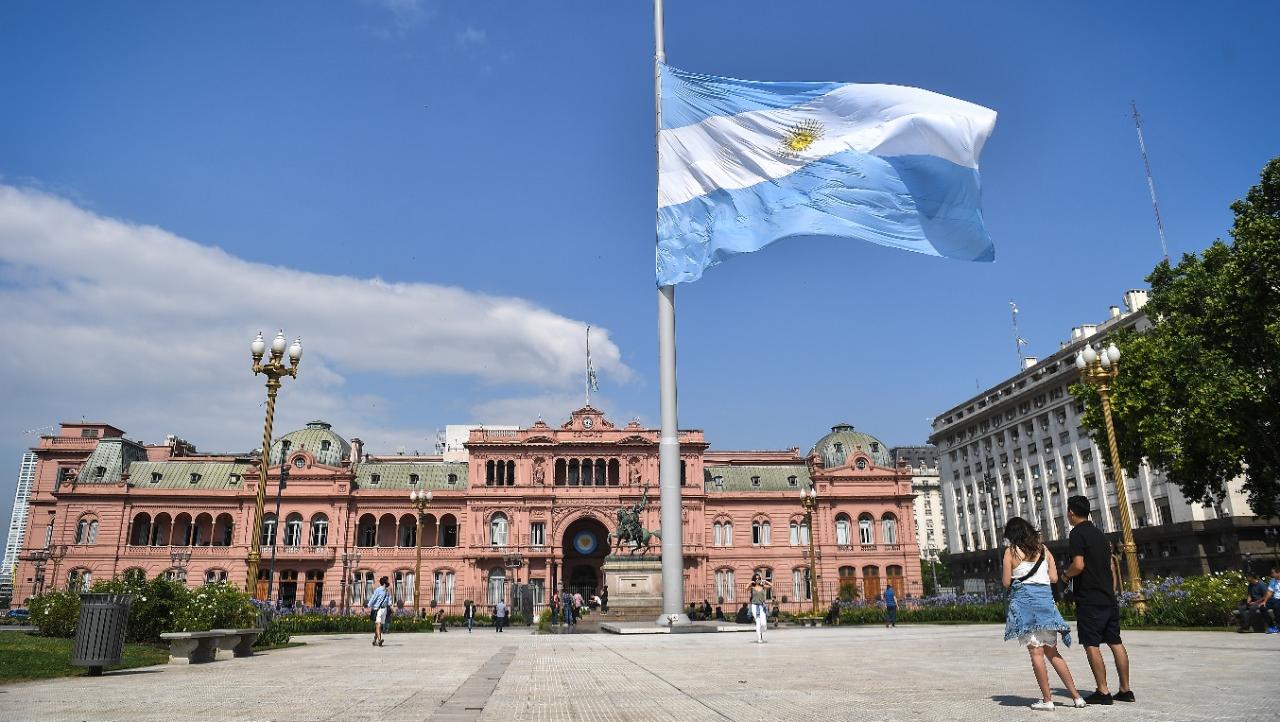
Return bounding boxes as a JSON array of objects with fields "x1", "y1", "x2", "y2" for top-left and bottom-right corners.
[{"x1": 658, "y1": 83, "x2": 996, "y2": 209}]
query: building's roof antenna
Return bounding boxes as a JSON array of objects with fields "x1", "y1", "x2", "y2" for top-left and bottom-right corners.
[
  {"x1": 1010, "y1": 300, "x2": 1029, "y2": 369},
  {"x1": 1132, "y1": 101, "x2": 1170, "y2": 263}
]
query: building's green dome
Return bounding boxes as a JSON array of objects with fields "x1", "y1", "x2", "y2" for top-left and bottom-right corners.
[
  {"x1": 270, "y1": 421, "x2": 350, "y2": 467},
  {"x1": 811, "y1": 423, "x2": 892, "y2": 469}
]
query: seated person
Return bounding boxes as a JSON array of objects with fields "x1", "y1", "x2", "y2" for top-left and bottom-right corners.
[
  {"x1": 687, "y1": 602, "x2": 700, "y2": 621},
  {"x1": 714, "y1": 605, "x2": 726, "y2": 621},
  {"x1": 433, "y1": 608, "x2": 447, "y2": 632},
  {"x1": 1235, "y1": 574, "x2": 1270, "y2": 632},
  {"x1": 825, "y1": 599, "x2": 841, "y2": 625},
  {"x1": 769, "y1": 601, "x2": 780, "y2": 627},
  {"x1": 735, "y1": 602, "x2": 751, "y2": 624}
]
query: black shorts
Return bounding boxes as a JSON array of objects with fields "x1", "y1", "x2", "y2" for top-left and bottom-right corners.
[{"x1": 1076, "y1": 603, "x2": 1122, "y2": 647}]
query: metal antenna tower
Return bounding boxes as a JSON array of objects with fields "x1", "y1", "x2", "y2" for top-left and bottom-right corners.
[
  {"x1": 1132, "y1": 101, "x2": 1170, "y2": 262},
  {"x1": 1010, "y1": 301, "x2": 1028, "y2": 368}
]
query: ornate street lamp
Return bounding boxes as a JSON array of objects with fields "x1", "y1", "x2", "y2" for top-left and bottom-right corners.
[
  {"x1": 245, "y1": 330, "x2": 302, "y2": 595},
  {"x1": 340, "y1": 550, "x2": 362, "y2": 616},
  {"x1": 410, "y1": 489, "x2": 433, "y2": 617},
  {"x1": 800, "y1": 486, "x2": 820, "y2": 614},
  {"x1": 170, "y1": 549, "x2": 193, "y2": 583},
  {"x1": 47, "y1": 545, "x2": 67, "y2": 591},
  {"x1": 1076, "y1": 342, "x2": 1146, "y2": 614}
]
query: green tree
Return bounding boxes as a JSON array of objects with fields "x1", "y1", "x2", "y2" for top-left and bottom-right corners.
[
  {"x1": 921, "y1": 550, "x2": 952, "y2": 596},
  {"x1": 1073, "y1": 157, "x2": 1280, "y2": 516}
]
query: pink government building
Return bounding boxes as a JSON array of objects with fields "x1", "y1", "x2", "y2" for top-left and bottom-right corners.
[{"x1": 12, "y1": 407, "x2": 921, "y2": 614}]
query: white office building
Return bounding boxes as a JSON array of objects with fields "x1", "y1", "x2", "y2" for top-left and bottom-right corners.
[
  {"x1": 1, "y1": 452, "x2": 39, "y2": 600},
  {"x1": 929, "y1": 290, "x2": 1256, "y2": 580},
  {"x1": 891, "y1": 446, "x2": 947, "y2": 556}
]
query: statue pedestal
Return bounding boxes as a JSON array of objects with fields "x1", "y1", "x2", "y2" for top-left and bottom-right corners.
[{"x1": 601, "y1": 556, "x2": 664, "y2": 621}]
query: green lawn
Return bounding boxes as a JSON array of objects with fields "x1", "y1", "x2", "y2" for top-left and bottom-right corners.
[{"x1": 0, "y1": 633, "x2": 169, "y2": 684}]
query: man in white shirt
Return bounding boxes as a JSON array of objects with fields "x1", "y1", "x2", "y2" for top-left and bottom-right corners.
[{"x1": 495, "y1": 600, "x2": 507, "y2": 632}]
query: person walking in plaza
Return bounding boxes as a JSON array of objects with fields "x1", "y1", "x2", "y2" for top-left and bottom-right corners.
[
  {"x1": 601, "y1": 585, "x2": 609, "y2": 613},
  {"x1": 1002, "y1": 517, "x2": 1086, "y2": 711},
  {"x1": 494, "y1": 599, "x2": 507, "y2": 632},
  {"x1": 463, "y1": 600, "x2": 477, "y2": 633},
  {"x1": 748, "y1": 573, "x2": 772, "y2": 643},
  {"x1": 368, "y1": 576, "x2": 391, "y2": 647},
  {"x1": 883, "y1": 583, "x2": 898, "y2": 628},
  {"x1": 1063, "y1": 496, "x2": 1135, "y2": 705},
  {"x1": 1267, "y1": 568, "x2": 1280, "y2": 634}
]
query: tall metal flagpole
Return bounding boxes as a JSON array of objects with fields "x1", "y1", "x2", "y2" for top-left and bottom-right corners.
[
  {"x1": 585, "y1": 325, "x2": 591, "y2": 407},
  {"x1": 654, "y1": 0, "x2": 689, "y2": 626}
]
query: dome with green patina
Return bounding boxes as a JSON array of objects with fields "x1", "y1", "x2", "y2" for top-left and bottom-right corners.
[
  {"x1": 270, "y1": 421, "x2": 350, "y2": 467},
  {"x1": 811, "y1": 423, "x2": 892, "y2": 469}
]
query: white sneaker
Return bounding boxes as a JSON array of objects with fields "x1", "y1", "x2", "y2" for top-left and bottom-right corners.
[
  {"x1": 1070, "y1": 698, "x2": 1087, "y2": 709},
  {"x1": 1030, "y1": 701, "x2": 1055, "y2": 711}
]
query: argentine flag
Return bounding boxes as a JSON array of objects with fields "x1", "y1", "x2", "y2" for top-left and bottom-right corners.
[{"x1": 657, "y1": 64, "x2": 998, "y2": 286}]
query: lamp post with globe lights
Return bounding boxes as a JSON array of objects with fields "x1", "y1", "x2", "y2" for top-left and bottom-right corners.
[
  {"x1": 800, "y1": 486, "x2": 821, "y2": 614},
  {"x1": 1075, "y1": 342, "x2": 1146, "y2": 614},
  {"x1": 245, "y1": 330, "x2": 302, "y2": 596},
  {"x1": 410, "y1": 489, "x2": 433, "y2": 617}
]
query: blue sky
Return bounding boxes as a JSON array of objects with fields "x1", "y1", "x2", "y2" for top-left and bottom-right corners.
[{"x1": 1, "y1": 1, "x2": 1278, "y2": 529}]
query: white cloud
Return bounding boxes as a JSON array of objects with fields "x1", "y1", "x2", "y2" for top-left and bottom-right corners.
[
  {"x1": 364, "y1": 0, "x2": 435, "y2": 35},
  {"x1": 455, "y1": 25, "x2": 487, "y2": 47},
  {"x1": 470, "y1": 393, "x2": 620, "y2": 428},
  {"x1": 0, "y1": 185, "x2": 632, "y2": 455}
]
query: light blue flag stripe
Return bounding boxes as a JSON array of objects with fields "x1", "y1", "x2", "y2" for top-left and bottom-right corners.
[
  {"x1": 660, "y1": 64, "x2": 841, "y2": 130},
  {"x1": 658, "y1": 150, "x2": 991, "y2": 284}
]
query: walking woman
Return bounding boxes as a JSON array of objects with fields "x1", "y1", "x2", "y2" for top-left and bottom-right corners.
[
  {"x1": 1002, "y1": 517, "x2": 1086, "y2": 711},
  {"x1": 748, "y1": 573, "x2": 771, "y2": 644},
  {"x1": 368, "y1": 576, "x2": 391, "y2": 647}
]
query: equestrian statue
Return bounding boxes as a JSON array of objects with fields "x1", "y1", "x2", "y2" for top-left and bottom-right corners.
[{"x1": 608, "y1": 484, "x2": 662, "y2": 556}]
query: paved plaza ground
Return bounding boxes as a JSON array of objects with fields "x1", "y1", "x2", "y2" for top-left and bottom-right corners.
[{"x1": 0, "y1": 624, "x2": 1271, "y2": 721}]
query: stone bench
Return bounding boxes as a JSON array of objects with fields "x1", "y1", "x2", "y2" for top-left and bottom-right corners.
[{"x1": 159, "y1": 628, "x2": 262, "y2": 664}]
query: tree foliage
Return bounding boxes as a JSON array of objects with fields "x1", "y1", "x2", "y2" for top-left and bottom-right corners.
[{"x1": 1074, "y1": 157, "x2": 1280, "y2": 516}]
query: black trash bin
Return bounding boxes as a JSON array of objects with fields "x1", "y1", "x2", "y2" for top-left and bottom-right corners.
[{"x1": 72, "y1": 593, "x2": 133, "y2": 676}]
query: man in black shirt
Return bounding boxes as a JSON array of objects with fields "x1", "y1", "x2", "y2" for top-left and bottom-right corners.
[{"x1": 1063, "y1": 495, "x2": 1134, "y2": 705}]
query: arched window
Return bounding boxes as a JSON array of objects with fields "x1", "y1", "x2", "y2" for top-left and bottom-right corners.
[
  {"x1": 123, "y1": 567, "x2": 146, "y2": 583},
  {"x1": 67, "y1": 568, "x2": 92, "y2": 592},
  {"x1": 721, "y1": 521, "x2": 733, "y2": 547},
  {"x1": 490, "y1": 513, "x2": 509, "y2": 546},
  {"x1": 193, "y1": 513, "x2": 213, "y2": 546},
  {"x1": 309, "y1": 514, "x2": 329, "y2": 547},
  {"x1": 886, "y1": 564, "x2": 904, "y2": 595},
  {"x1": 835, "y1": 514, "x2": 851, "y2": 546},
  {"x1": 150, "y1": 513, "x2": 171, "y2": 546},
  {"x1": 487, "y1": 567, "x2": 506, "y2": 605},
  {"x1": 357, "y1": 514, "x2": 377, "y2": 547},
  {"x1": 792, "y1": 567, "x2": 812, "y2": 601},
  {"x1": 439, "y1": 514, "x2": 458, "y2": 548},
  {"x1": 75, "y1": 517, "x2": 99, "y2": 545},
  {"x1": 129, "y1": 513, "x2": 151, "y2": 546},
  {"x1": 214, "y1": 514, "x2": 234, "y2": 546},
  {"x1": 394, "y1": 569, "x2": 415, "y2": 605},
  {"x1": 858, "y1": 514, "x2": 875, "y2": 545},
  {"x1": 204, "y1": 568, "x2": 228, "y2": 584},
  {"x1": 174, "y1": 513, "x2": 193, "y2": 546},
  {"x1": 712, "y1": 522, "x2": 723, "y2": 547},
  {"x1": 283, "y1": 513, "x2": 304, "y2": 547},
  {"x1": 715, "y1": 568, "x2": 736, "y2": 602},
  {"x1": 751, "y1": 518, "x2": 771, "y2": 546},
  {"x1": 838, "y1": 566, "x2": 856, "y2": 583},
  {"x1": 862, "y1": 565, "x2": 881, "y2": 600},
  {"x1": 398, "y1": 514, "x2": 416, "y2": 547},
  {"x1": 433, "y1": 570, "x2": 456, "y2": 604},
  {"x1": 881, "y1": 513, "x2": 899, "y2": 545},
  {"x1": 260, "y1": 513, "x2": 278, "y2": 547},
  {"x1": 554, "y1": 459, "x2": 566, "y2": 485},
  {"x1": 350, "y1": 570, "x2": 374, "y2": 606},
  {"x1": 789, "y1": 519, "x2": 810, "y2": 545}
]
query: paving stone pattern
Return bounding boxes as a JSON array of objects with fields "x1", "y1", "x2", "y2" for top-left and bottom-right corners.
[{"x1": 0, "y1": 625, "x2": 1273, "y2": 721}]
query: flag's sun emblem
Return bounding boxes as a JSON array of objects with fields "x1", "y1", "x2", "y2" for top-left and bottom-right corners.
[{"x1": 780, "y1": 119, "x2": 825, "y2": 157}]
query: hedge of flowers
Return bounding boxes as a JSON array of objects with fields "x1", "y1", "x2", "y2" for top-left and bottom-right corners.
[
  {"x1": 1120, "y1": 571, "x2": 1242, "y2": 628},
  {"x1": 27, "y1": 578, "x2": 289, "y2": 645}
]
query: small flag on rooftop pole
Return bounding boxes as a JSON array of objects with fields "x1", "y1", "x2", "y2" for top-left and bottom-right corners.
[
  {"x1": 586, "y1": 325, "x2": 599, "y2": 406},
  {"x1": 656, "y1": 64, "x2": 998, "y2": 285}
]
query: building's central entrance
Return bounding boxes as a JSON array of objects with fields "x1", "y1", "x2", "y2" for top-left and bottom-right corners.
[{"x1": 561, "y1": 517, "x2": 608, "y2": 599}]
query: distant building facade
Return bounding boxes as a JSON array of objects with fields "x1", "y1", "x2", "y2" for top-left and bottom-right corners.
[
  {"x1": 929, "y1": 290, "x2": 1264, "y2": 586},
  {"x1": 891, "y1": 446, "x2": 945, "y2": 556},
  {"x1": 10, "y1": 412, "x2": 922, "y2": 611}
]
